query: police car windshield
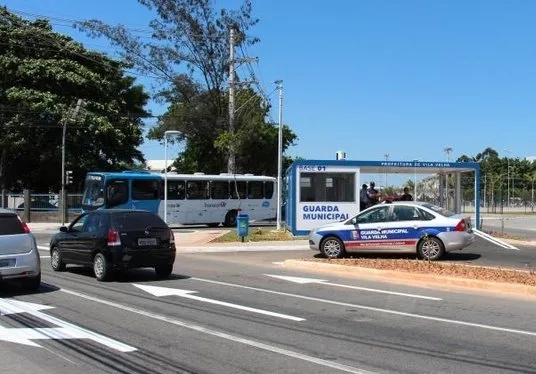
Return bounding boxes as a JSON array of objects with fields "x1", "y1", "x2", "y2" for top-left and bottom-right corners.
[{"x1": 422, "y1": 203, "x2": 455, "y2": 217}]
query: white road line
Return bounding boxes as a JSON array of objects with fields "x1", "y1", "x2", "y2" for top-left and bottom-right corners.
[
  {"x1": 60, "y1": 288, "x2": 374, "y2": 374},
  {"x1": 133, "y1": 284, "x2": 305, "y2": 322},
  {"x1": 37, "y1": 246, "x2": 48, "y2": 251},
  {"x1": 191, "y1": 277, "x2": 536, "y2": 338},
  {"x1": 473, "y1": 229, "x2": 519, "y2": 250},
  {"x1": 264, "y1": 274, "x2": 442, "y2": 301}
]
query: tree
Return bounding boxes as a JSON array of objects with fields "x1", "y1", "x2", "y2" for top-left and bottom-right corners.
[
  {"x1": 77, "y1": 0, "x2": 299, "y2": 175},
  {"x1": 0, "y1": 8, "x2": 150, "y2": 191}
]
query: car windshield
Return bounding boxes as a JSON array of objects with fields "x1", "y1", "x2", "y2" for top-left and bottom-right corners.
[{"x1": 422, "y1": 203, "x2": 456, "y2": 217}]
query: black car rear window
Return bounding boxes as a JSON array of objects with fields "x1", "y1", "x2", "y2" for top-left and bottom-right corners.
[
  {"x1": 111, "y1": 212, "x2": 167, "y2": 230},
  {"x1": 0, "y1": 214, "x2": 24, "y2": 235}
]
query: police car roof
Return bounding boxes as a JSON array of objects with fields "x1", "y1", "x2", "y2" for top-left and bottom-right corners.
[{"x1": 386, "y1": 201, "x2": 430, "y2": 206}]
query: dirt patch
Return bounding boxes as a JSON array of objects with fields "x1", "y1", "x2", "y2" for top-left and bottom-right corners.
[{"x1": 282, "y1": 258, "x2": 536, "y2": 299}]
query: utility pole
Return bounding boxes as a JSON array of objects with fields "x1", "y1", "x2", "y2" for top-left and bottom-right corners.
[
  {"x1": 228, "y1": 27, "x2": 236, "y2": 174},
  {"x1": 275, "y1": 80, "x2": 283, "y2": 230},
  {"x1": 61, "y1": 99, "x2": 85, "y2": 225}
]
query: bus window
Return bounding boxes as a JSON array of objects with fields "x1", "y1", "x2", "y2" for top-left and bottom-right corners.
[
  {"x1": 264, "y1": 181, "x2": 274, "y2": 199},
  {"x1": 248, "y1": 181, "x2": 264, "y2": 199},
  {"x1": 300, "y1": 172, "x2": 355, "y2": 202},
  {"x1": 167, "y1": 180, "x2": 185, "y2": 200},
  {"x1": 187, "y1": 181, "x2": 209, "y2": 200},
  {"x1": 211, "y1": 181, "x2": 229, "y2": 199},
  {"x1": 132, "y1": 179, "x2": 160, "y2": 200},
  {"x1": 230, "y1": 181, "x2": 247, "y2": 199},
  {"x1": 106, "y1": 179, "x2": 129, "y2": 207}
]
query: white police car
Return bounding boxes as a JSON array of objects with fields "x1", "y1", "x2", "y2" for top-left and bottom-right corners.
[{"x1": 309, "y1": 201, "x2": 474, "y2": 261}]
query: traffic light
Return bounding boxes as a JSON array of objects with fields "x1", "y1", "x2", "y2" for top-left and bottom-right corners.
[{"x1": 65, "y1": 170, "x2": 73, "y2": 185}]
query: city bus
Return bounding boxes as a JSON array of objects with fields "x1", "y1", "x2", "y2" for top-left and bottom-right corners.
[{"x1": 81, "y1": 171, "x2": 277, "y2": 226}]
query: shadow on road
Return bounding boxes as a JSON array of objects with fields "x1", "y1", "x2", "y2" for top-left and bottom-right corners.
[
  {"x1": 0, "y1": 280, "x2": 60, "y2": 297},
  {"x1": 62, "y1": 265, "x2": 191, "y2": 283}
]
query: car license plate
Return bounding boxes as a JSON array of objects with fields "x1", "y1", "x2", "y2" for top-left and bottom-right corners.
[{"x1": 138, "y1": 238, "x2": 157, "y2": 246}]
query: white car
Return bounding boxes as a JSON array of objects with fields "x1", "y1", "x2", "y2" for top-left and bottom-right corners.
[
  {"x1": 309, "y1": 202, "x2": 474, "y2": 261},
  {"x1": 0, "y1": 209, "x2": 41, "y2": 290}
]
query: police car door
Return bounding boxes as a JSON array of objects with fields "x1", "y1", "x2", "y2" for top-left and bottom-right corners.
[
  {"x1": 351, "y1": 205, "x2": 393, "y2": 251},
  {"x1": 387, "y1": 205, "x2": 423, "y2": 252}
]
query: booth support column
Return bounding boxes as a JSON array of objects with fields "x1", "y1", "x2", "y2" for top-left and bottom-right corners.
[{"x1": 455, "y1": 172, "x2": 461, "y2": 214}]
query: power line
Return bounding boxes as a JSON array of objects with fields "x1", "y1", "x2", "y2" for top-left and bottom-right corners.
[{"x1": 8, "y1": 9, "x2": 244, "y2": 40}]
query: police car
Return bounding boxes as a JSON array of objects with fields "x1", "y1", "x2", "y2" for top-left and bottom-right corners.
[{"x1": 309, "y1": 201, "x2": 474, "y2": 261}]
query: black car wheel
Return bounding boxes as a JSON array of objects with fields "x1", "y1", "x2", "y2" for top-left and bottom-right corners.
[
  {"x1": 50, "y1": 247, "x2": 66, "y2": 271},
  {"x1": 21, "y1": 273, "x2": 41, "y2": 291},
  {"x1": 93, "y1": 253, "x2": 111, "y2": 281},
  {"x1": 155, "y1": 264, "x2": 173, "y2": 279}
]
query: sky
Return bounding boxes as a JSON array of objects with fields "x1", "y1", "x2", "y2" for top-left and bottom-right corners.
[{"x1": 3, "y1": 0, "x2": 536, "y2": 166}]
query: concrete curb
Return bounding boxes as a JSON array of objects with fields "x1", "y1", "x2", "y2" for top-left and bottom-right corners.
[{"x1": 281, "y1": 260, "x2": 536, "y2": 299}]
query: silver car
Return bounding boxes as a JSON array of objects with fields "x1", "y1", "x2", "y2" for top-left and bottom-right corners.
[
  {"x1": 0, "y1": 209, "x2": 41, "y2": 290},
  {"x1": 309, "y1": 201, "x2": 474, "y2": 261}
]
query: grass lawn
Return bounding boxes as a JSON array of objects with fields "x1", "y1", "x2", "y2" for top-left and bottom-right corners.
[{"x1": 212, "y1": 228, "x2": 306, "y2": 242}]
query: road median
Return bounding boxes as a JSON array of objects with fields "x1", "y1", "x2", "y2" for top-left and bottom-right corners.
[{"x1": 282, "y1": 258, "x2": 536, "y2": 299}]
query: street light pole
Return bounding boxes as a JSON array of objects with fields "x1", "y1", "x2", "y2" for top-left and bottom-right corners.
[
  {"x1": 413, "y1": 159, "x2": 418, "y2": 201},
  {"x1": 164, "y1": 130, "x2": 181, "y2": 224},
  {"x1": 504, "y1": 149, "x2": 511, "y2": 207},
  {"x1": 61, "y1": 98, "x2": 84, "y2": 225},
  {"x1": 275, "y1": 80, "x2": 283, "y2": 231},
  {"x1": 444, "y1": 146, "x2": 453, "y2": 162},
  {"x1": 384, "y1": 153, "x2": 389, "y2": 190}
]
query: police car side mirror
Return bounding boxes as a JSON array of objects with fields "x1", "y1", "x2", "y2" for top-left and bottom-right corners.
[{"x1": 351, "y1": 217, "x2": 357, "y2": 225}]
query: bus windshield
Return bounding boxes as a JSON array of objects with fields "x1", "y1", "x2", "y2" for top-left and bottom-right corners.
[{"x1": 82, "y1": 175, "x2": 105, "y2": 210}]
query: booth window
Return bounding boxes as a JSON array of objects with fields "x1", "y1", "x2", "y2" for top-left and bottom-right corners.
[{"x1": 300, "y1": 172, "x2": 355, "y2": 202}]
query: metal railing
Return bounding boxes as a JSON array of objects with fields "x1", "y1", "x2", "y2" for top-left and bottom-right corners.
[{"x1": 2, "y1": 192, "x2": 83, "y2": 212}]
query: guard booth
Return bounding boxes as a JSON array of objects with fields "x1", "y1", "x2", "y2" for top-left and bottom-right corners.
[{"x1": 285, "y1": 159, "x2": 480, "y2": 236}]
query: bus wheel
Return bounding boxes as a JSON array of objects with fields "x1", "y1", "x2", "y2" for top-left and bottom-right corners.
[{"x1": 224, "y1": 210, "x2": 238, "y2": 227}]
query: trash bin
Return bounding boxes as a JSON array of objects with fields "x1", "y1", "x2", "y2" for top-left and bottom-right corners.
[{"x1": 236, "y1": 213, "x2": 249, "y2": 242}]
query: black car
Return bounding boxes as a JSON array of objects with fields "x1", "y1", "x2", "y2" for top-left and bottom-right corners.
[{"x1": 50, "y1": 209, "x2": 176, "y2": 281}]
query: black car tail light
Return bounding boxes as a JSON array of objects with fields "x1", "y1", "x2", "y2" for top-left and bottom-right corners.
[
  {"x1": 107, "y1": 228, "x2": 121, "y2": 246},
  {"x1": 17, "y1": 216, "x2": 30, "y2": 233}
]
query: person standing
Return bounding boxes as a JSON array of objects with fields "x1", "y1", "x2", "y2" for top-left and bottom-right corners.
[
  {"x1": 367, "y1": 181, "x2": 380, "y2": 206},
  {"x1": 399, "y1": 187, "x2": 413, "y2": 201},
  {"x1": 360, "y1": 184, "x2": 368, "y2": 211}
]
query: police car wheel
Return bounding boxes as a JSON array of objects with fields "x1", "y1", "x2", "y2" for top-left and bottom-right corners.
[
  {"x1": 417, "y1": 237, "x2": 444, "y2": 261},
  {"x1": 321, "y1": 237, "x2": 346, "y2": 259}
]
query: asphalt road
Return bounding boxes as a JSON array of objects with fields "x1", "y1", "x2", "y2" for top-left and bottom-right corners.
[{"x1": 1, "y1": 235, "x2": 536, "y2": 373}]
